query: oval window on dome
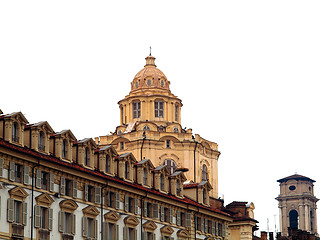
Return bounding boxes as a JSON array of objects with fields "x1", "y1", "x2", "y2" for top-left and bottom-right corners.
[
  {"x1": 147, "y1": 79, "x2": 152, "y2": 86},
  {"x1": 289, "y1": 185, "x2": 296, "y2": 191}
]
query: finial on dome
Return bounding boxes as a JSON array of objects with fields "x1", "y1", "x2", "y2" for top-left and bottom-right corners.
[{"x1": 145, "y1": 52, "x2": 156, "y2": 67}]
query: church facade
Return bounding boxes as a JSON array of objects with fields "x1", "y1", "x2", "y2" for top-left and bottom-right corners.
[{"x1": 0, "y1": 54, "x2": 258, "y2": 240}]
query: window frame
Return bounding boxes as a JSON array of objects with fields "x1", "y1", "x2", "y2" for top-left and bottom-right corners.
[
  {"x1": 133, "y1": 101, "x2": 141, "y2": 119},
  {"x1": 154, "y1": 101, "x2": 164, "y2": 118}
]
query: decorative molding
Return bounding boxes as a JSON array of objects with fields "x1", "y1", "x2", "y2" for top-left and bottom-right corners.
[
  {"x1": 143, "y1": 221, "x2": 157, "y2": 232},
  {"x1": 9, "y1": 186, "x2": 28, "y2": 201},
  {"x1": 82, "y1": 205, "x2": 100, "y2": 218},
  {"x1": 177, "y1": 229, "x2": 191, "y2": 238},
  {"x1": 59, "y1": 199, "x2": 78, "y2": 213},
  {"x1": 160, "y1": 225, "x2": 174, "y2": 236},
  {"x1": 104, "y1": 211, "x2": 120, "y2": 223},
  {"x1": 124, "y1": 215, "x2": 140, "y2": 228},
  {"x1": 35, "y1": 193, "x2": 54, "y2": 207}
]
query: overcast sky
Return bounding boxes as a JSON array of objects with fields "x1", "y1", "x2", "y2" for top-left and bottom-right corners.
[{"x1": 1, "y1": 0, "x2": 320, "y2": 235}]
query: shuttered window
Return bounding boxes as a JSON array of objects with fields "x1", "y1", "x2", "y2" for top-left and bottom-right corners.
[
  {"x1": 7, "y1": 199, "x2": 27, "y2": 225},
  {"x1": 58, "y1": 211, "x2": 75, "y2": 235},
  {"x1": 104, "y1": 222, "x2": 119, "y2": 240},
  {"x1": 82, "y1": 217, "x2": 97, "y2": 239}
]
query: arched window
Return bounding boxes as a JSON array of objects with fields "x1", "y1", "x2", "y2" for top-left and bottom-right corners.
[
  {"x1": 160, "y1": 174, "x2": 164, "y2": 191},
  {"x1": 289, "y1": 210, "x2": 299, "y2": 229},
  {"x1": 62, "y1": 139, "x2": 67, "y2": 159},
  {"x1": 38, "y1": 131, "x2": 45, "y2": 151},
  {"x1": 154, "y1": 101, "x2": 164, "y2": 118},
  {"x1": 163, "y1": 159, "x2": 176, "y2": 174},
  {"x1": 173, "y1": 127, "x2": 179, "y2": 133},
  {"x1": 125, "y1": 161, "x2": 129, "y2": 179},
  {"x1": 201, "y1": 164, "x2": 208, "y2": 181},
  {"x1": 105, "y1": 154, "x2": 110, "y2": 173},
  {"x1": 175, "y1": 103, "x2": 179, "y2": 121},
  {"x1": 133, "y1": 101, "x2": 141, "y2": 119},
  {"x1": 143, "y1": 125, "x2": 150, "y2": 131},
  {"x1": 85, "y1": 147, "x2": 90, "y2": 166},
  {"x1": 143, "y1": 168, "x2": 147, "y2": 185},
  {"x1": 12, "y1": 122, "x2": 18, "y2": 142}
]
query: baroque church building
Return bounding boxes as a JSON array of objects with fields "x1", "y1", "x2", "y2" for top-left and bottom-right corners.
[{"x1": 0, "y1": 55, "x2": 258, "y2": 240}]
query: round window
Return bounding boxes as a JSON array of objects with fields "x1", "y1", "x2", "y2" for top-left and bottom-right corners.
[
  {"x1": 147, "y1": 79, "x2": 152, "y2": 86},
  {"x1": 289, "y1": 185, "x2": 296, "y2": 191}
]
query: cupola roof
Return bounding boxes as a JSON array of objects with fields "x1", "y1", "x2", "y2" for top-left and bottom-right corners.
[{"x1": 130, "y1": 55, "x2": 171, "y2": 92}]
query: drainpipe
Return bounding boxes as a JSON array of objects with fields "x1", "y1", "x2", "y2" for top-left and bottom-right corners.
[
  {"x1": 31, "y1": 159, "x2": 40, "y2": 240},
  {"x1": 101, "y1": 182, "x2": 108, "y2": 240},
  {"x1": 140, "y1": 131, "x2": 146, "y2": 161},
  {"x1": 141, "y1": 192, "x2": 148, "y2": 240}
]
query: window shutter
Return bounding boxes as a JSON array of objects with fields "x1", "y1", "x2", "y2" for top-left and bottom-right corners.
[
  {"x1": 169, "y1": 208, "x2": 173, "y2": 223},
  {"x1": 222, "y1": 223, "x2": 226, "y2": 237},
  {"x1": 22, "y1": 202, "x2": 27, "y2": 226},
  {"x1": 212, "y1": 221, "x2": 216, "y2": 235},
  {"x1": 58, "y1": 211, "x2": 64, "y2": 233},
  {"x1": 24, "y1": 165, "x2": 30, "y2": 184},
  {"x1": 84, "y1": 184, "x2": 88, "y2": 201},
  {"x1": 60, "y1": 176, "x2": 65, "y2": 195},
  {"x1": 186, "y1": 212, "x2": 191, "y2": 228},
  {"x1": 152, "y1": 233, "x2": 156, "y2": 240},
  {"x1": 134, "y1": 198, "x2": 139, "y2": 214},
  {"x1": 123, "y1": 226, "x2": 128, "y2": 240},
  {"x1": 205, "y1": 219, "x2": 208, "y2": 233},
  {"x1": 48, "y1": 208, "x2": 53, "y2": 231},
  {"x1": 49, "y1": 173, "x2": 54, "y2": 192},
  {"x1": 216, "y1": 222, "x2": 219, "y2": 236},
  {"x1": 72, "y1": 180, "x2": 77, "y2": 198},
  {"x1": 160, "y1": 206, "x2": 164, "y2": 221},
  {"x1": 71, "y1": 213, "x2": 76, "y2": 235},
  {"x1": 143, "y1": 201, "x2": 148, "y2": 217},
  {"x1": 201, "y1": 217, "x2": 204, "y2": 232},
  {"x1": 8, "y1": 161, "x2": 15, "y2": 181},
  {"x1": 95, "y1": 187, "x2": 101, "y2": 204},
  {"x1": 82, "y1": 217, "x2": 88, "y2": 237},
  {"x1": 106, "y1": 191, "x2": 111, "y2": 206},
  {"x1": 34, "y1": 205, "x2": 41, "y2": 228},
  {"x1": 153, "y1": 203, "x2": 159, "y2": 219},
  {"x1": 94, "y1": 219, "x2": 98, "y2": 239},
  {"x1": 115, "y1": 193, "x2": 120, "y2": 209},
  {"x1": 35, "y1": 169, "x2": 41, "y2": 188},
  {"x1": 116, "y1": 224, "x2": 119, "y2": 240},
  {"x1": 143, "y1": 232, "x2": 148, "y2": 240},
  {"x1": 7, "y1": 198, "x2": 14, "y2": 223},
  {"x1": 124, "y1": 195, "x2": 129, "y2": 212},
  {"x1": 0, "y1": 157, "x2": 3, "y2": 177},
  {"x1": 176, "y1": 211, "x2": 181, "y2": 226},
  {"x1": 103, "y1": 222, "x2": 108, "y2": 240}
]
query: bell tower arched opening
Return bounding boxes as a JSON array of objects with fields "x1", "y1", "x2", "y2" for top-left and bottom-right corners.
[{"x1": 289, "y1": 210, "x2": 299, "y2": 229}]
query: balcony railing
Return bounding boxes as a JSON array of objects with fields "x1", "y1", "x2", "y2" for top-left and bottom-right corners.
[{"x1": 12, "y1": 223, "x2": 24, "y2": 238}]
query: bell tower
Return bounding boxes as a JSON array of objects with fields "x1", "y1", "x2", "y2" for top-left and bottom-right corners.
[{"x1": 276, "y1": 174, "x2": 318, "y2": 236}]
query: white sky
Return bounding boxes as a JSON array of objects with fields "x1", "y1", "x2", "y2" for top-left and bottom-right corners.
[{"x1": 1, "y1": 0, "x2": 320, "y2": 235}]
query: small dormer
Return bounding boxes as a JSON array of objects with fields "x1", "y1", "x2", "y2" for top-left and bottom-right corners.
[
  {"x1": 136, "y1": 159, "x2": 154, "y2": 187},
  {"x1": 96, "y1": 145, "x2": 118, "y2": 175},
  {"x1": 170, "y1": 171, "x2": 187, "y2": 198},
  {"x1": 117, "y1": 152, "x2": 137, "y2": 182},
  {"x1": 0, "y1": 112, "x2": 28, "y2": 146},
  {"x1": 24, "y1": 121, "x2": 54, "y2": 154},
  {"x1": 153, "y1": 165, "x2": 170, "y2": 193},
  {"x1": 73, "y1": 138, "x2": 97, "y2": 169},
  {"x1": 183, "y1": 181, "x2": 212, "y2": 205},
  {"x1": 50, "y1": 130, "x2": 76, "y2": 161}
]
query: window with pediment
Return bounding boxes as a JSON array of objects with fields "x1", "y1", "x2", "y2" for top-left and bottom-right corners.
[
  {"x1": 34, "y1": 193, "x2": 54, "y2": 240},
  {"x1": 58, "y1": 200, "x2": 78, "y2": 238}
]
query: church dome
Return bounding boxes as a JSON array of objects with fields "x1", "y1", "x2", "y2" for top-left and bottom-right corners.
[{"x1": 130, "y1": 55, "x2": 171, "y2": 92}]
